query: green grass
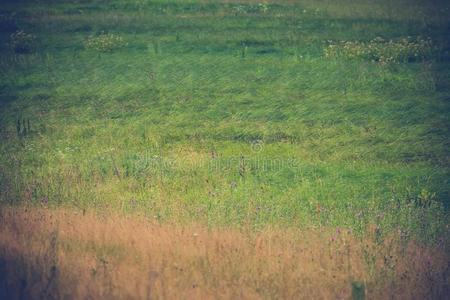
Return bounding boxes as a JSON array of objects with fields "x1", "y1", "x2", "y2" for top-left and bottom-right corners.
[{"x1": 0, "y1": 0, "x2": 449, "y2": 242}]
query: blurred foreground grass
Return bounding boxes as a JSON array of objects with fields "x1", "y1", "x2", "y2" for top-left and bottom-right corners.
[{"x1": 0, "y1": 207, "x2": 448, "y2": 299}]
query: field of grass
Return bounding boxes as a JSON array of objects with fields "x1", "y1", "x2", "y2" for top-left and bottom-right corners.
[{"x1": 0, "y1": 0, "x2": 449, "y2": 298}]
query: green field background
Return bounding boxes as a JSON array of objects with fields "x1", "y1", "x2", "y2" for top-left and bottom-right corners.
[{"x1": 0, "y1": 0, "x2": 449, "y2": 242}]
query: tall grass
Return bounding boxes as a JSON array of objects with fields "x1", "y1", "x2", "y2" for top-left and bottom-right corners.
[{"x1": 0, "y1": 207, "x2": 448, "y2": 299}]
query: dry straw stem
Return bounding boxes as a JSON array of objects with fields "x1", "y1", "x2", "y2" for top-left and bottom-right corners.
[{"x1": 0, "y1": 207, "x2": 448, "y2": 299}]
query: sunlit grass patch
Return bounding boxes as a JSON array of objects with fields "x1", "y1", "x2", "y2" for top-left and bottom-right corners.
[{"x1": 84, "y1": 32, "x2": 127, "y2": 53}]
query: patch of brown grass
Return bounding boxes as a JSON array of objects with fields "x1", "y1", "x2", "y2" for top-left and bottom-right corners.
[{"x1": 0, "y1": 207, "x2": 448, "y2": 299}]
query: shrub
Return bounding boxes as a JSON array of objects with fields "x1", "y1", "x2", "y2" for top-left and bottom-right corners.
[
  {"x1": 324, "y1": 37, "x2": 434, "y2": 64},
  {"x1": 10, "y1": 30, "x2": 36, "y2": 53},
  {"x1": 232, "y1": 3, "x2": 269, "y2": 15},
  {"x1": 84, "y1": 33, "x2": 126, "y2": 52}
]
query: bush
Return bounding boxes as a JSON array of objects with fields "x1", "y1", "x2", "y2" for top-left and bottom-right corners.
[
  {"x1": 324, "y1": 37, "x2": 434, "y2": 64},
  {"x1": 84, "y1": 33, "x2": 126, "y2": 52},
  {"x1": 10, "y1": 30, "x2": 36, "y2": 53},
  {"x1": 232, "y1": 3, "x2": 269, "y2": 15}
]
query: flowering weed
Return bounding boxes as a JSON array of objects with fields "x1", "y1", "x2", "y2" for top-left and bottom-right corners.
[
  {"x1": 324, "y1": 37, "x2": 434, "y2": 64},
  {"x1": 84, "y1": 33, "x2": 127, "y2": 53}
]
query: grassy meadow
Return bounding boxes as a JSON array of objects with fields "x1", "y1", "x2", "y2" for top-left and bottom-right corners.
[{"x1": 0, "y1": 0, "x2": 449, "y2": 298}]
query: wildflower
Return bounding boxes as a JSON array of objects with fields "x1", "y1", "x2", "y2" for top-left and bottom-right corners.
[{"x1": 41, "y1": 196, "x2": 48, "y2": 206}]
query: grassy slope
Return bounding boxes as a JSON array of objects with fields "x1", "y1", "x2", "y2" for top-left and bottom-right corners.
[{"x1": 0, "y1": 0, "x2": 449, "y2": 239}]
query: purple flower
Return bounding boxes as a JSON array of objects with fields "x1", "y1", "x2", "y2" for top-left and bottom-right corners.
[{"x1": 41, "y1": 196, "x2": 48, "y2": 206}]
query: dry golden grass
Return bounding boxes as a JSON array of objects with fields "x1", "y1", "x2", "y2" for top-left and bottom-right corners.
[{"x1": 0, "y1": 207, "x2": 448, "y2": 299}]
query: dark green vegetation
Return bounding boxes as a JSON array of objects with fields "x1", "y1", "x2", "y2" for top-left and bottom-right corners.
[{"x1": 0, "y1": 0, "x2": 449, "y2": 241}]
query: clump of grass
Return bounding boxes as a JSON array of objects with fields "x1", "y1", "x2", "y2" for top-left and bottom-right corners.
[
  {"x1": 232, "y1": 3, "x2": 269, "y2": 15},
  {"x1": 324, "y1": 37, "x2": 434, "y2": 64},
  {"x1": 9, "y1": 30, "x2": 36, "y2": 53},
  {"x1": 84, "y1": 33, "x2": 127, "y2": 53},
  {"x1": 351, "y1": 281, "x2": 365, "y2": 300}
]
